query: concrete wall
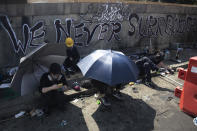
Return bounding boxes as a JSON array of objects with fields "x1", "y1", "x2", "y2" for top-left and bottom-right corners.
[
  {"x1": 0, "y1": 2, "x2": 197, "y2": 67},
  {"x1": 0, "y1": 0, "x2": 27, "y2": 4}
]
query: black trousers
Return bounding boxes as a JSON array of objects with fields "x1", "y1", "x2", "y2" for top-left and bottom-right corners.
[
  {"x1": 63, "y1": 58, "x2": 79, "y2": 71},
  {"x1": 143, "y1": 62, "x2": 152, "y2": 82}
]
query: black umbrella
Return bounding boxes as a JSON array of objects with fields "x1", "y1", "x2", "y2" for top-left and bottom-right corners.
[{"x1": 77, "y1": 50, "x2": 139, "y2": 86}]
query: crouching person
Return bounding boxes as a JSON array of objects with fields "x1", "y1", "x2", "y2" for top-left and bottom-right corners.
[
  {"x1": 39, "y1": 63, "x2": 69, "y2": 115},
  {"x1": 135, "y1": 56, "x2": 159, "y2": 87}
]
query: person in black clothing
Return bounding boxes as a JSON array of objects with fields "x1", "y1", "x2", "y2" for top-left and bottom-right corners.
[
  {"x1": 135, "y1": 56, "x2": 159, "y2": 86},
  {"x1": 39, "y1": 63, "x2": 69, "y2": 114},
  {"x1": 135, "y1": 51, "x2": 174, "y2": 87},
  {"x1": 149, "y1": 51, "x2": 174, "y2": 74},
  {"x1": 63, "y1": 37, "x2": 80, "y2": 76}
]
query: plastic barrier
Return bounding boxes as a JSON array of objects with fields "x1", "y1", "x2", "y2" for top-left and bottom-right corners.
[{"x1": 175, "y1": 56, "x2": 197, "y2": 116}]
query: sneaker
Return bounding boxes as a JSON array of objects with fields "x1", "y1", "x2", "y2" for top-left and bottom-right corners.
[
  {"x1": 113, "y1": 92, "x2": 122, "y2": 100},
  {"x1": 136, "y1": 79, "x2": 142, "y2": 84},
  {"x1": 100, "y1": 97, "x2": 111, "y2": 106},
  {"x1": 144, "y1": 81, "x2": 155, "y2": 88},
  {"x1": 176, "y1": 59, "x2": 182, "y2": 63},
  {"x1": 144, "y1": 81, "x2": 150, "y2": 87}
]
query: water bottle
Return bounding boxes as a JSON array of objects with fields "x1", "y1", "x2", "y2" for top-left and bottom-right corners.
[{"x1": 164, "y1": 50, "x2": 170, "y2": 60}]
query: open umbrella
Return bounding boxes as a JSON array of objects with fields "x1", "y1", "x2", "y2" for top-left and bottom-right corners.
[
  {"x1": 77, "y1": 50, "x2": 139, "y2": 86},
  {"x1": 11, "y1": 43, "x2": 67, "y2": 96}
]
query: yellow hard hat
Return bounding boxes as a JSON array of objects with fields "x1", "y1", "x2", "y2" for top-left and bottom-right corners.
[
  {"x1": 129, "y1": 82, "x2": 134, "y2": 86},
  {"x1": 65, "y1": 37, "x2": 74, "y2": 47}
]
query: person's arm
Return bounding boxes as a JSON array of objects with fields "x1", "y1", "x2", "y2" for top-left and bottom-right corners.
[
  {"x1": 40, "y1": 74, "x2": 61, "y2": 94},
  {"x1": 145, "y1": 57, "x2": 159, "y2": 71},
  {"x1": 42, "y1": 84, "x2": 61, "y2": 93}
]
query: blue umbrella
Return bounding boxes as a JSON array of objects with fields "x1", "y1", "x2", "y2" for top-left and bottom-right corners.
[{"x1": 77, "y1": 50, "x2": 139, "y2": 86}]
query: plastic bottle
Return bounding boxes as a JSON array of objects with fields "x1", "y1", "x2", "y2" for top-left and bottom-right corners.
[
  {"x1": 164, "y1": 49, "x2": 170, "y2": 60},
  {"x1": 15, "y1": 111, "x2": 26, "y2": 118}
]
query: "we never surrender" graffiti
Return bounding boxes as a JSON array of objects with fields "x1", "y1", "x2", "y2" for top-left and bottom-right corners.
[{"x1": 0, "y1": 4, "x2": 197, "y2": 55}]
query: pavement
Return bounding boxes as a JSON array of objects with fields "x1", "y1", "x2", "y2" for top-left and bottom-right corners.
[{"x1": 0, "y1": 48, "x2": 197, "y2": 131}]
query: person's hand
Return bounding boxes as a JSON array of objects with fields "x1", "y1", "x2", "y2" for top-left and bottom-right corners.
[
  {"x1": 58, "y1": 83, "x2": 63, "y2": 87},
  {"x1": 62, "y1": 85, "x2": 70, "y2": 91}
]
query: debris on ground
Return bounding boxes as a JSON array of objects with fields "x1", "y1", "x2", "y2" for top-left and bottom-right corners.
[
  {"x1": 142, "y1": 95, "x2": 151, "y2": 101},
  {"x1": 97, "y1": 100, "x2": 101, "y2": 105},
  {"x1": 132, "y1": 87, "x2": 139, "y2": 93},
  {"x1": 72, "y1": 99, "x2": 79, "y2": 103},
  {"x1": 129, "y1": 82, "x2": 135, "y2": 86},
  {"x1": 0, "y1": 83, "x2": 11, "y2": 89},
  {"x1": 14, "y1": 111, "x2": 26, "y2": 118},
  {"x1": 7, "y1": 67, "x2": 18, "y2": 77},
  {"x1": 94, "y1": 94, "x2": 98, "y2": 99},
  {"x1": 167, "y1": 96, "x2": 173, "y2": 101},
  {"x1": 193, "y1": 117, "x2": 197, "y2": 126},
  {"x1": 30, "y1": 109, "x2": 44, "y2": 117},
  {"x1": 156, "y1": 110, "x2": 169, "y2": 116},
  {"x1": 60, "y1": 120, "x2": 68, "y2": 126}
]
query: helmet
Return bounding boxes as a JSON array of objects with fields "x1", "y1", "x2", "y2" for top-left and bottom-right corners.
[{"x1": 65, "y1": 37, "x2": 74, "y2": 47}]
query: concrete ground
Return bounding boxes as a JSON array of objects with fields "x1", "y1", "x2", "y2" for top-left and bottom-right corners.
[{"x1": 0, "y1": 49, "x2": 197, "y2": 131}]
